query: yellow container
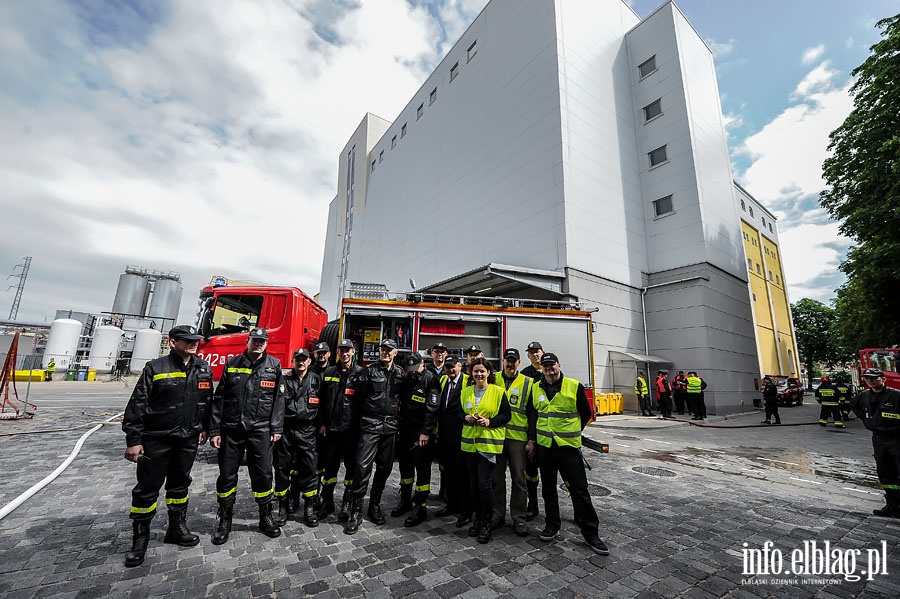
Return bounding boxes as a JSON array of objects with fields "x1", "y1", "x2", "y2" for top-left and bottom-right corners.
[
  {"x1": 612, "y1": 392, "x2": 624, "y2": 414},
  {"x1": 87, "y1": 369, "x2": 97, "y2": 381},
  {"x1": 595, "y1": 393, "x2": 610, "y2": 416},
  {"x1": 13, "y1": 369, "x2": 44, "y2": 382}
]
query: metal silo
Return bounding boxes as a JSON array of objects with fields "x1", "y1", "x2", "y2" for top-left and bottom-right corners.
[
  {"x1": 44, "y1": 319, "x2": 83, "y2": 370},
  {"x1": 89, "y1": 325, "x2": 124, "y2": 371},
  {"x1": 148, "y1": 278, "x2": 183, "y2": 322},
  {"x1": 132, "y1": 328, "x2": 163, "y2": 370},
  {"x1": 112, "y1": 273, "x2": 150, "y2": 316}
]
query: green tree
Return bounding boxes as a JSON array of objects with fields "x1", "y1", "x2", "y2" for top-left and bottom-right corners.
[
  {"x1": 821, "y1": 14, "x2": 900, "y2": 345},
  {"x1": 792, "y1": 298, "x2": 840, "y2": 389}
]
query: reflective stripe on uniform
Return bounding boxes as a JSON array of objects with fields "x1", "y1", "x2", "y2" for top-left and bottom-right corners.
[
  {"x1": 302, "y1": 489, "x2": 318, "y2": 498},
  {"x1": 401, "y1": 477, "x2": 415, "y2": 485},
  {"x1": 217, "y1": 487, "x2": 237, "y2": 499},
  {"x1": 130, "y1": 502, "x2": 157, "y2": 514},
  {"x1": 533, "y1": 378, "x2": 582, "y2": 449},
  {"x1": 226, "y1": 367, "x2": 253, "y2": 375},
  {"x1": 415, "y1": 483, "x2": 430, "y2": 492},
  {"x1": 165, "y1": 495, "x2": 188, "y2": 505},
  {"x1": 253, "y1": 488, "x2": 274, "y2": 499},
  {"x1": 152, "y1": 372, "x2": 187, "y2": 381}
]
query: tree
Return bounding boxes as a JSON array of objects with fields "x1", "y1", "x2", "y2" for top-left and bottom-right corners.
[
  {"x1": 792, "y1": 298, "x2": 841, "y2": 389},
  {"x1": 820, "y1": 14, "x2": 900, "y2": 346}
]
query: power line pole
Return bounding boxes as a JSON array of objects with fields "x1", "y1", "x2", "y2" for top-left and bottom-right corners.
[{"x1": 7, "y1": 256, "x2": 32, "y2": 320}]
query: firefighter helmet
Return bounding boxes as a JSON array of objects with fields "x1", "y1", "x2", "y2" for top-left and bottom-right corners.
[{"x1": 820, "y1": 375, "x2": 830, "y2": 383}]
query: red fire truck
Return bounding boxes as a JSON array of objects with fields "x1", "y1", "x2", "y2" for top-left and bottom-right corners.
[{"x1": 852, "y1": 347, "x2": 900, "y2": 390}]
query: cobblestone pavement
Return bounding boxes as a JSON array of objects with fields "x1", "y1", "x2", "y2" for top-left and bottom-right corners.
[{"x1": 0, "y1": 383, "x2": 898, "y2": 598}]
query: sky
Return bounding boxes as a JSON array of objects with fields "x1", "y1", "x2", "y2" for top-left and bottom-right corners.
[{"x1": 1, "y1": 0, "x2": 896, "y2": 326}]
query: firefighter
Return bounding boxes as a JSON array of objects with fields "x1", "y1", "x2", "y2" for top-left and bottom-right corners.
[
  {"x1": 317, "y1": 339, "x2": 365, "y2": 522},
  {"x1": 815, "y1": 376, "x2": 844, "y2": 428},
  {"x1": 491, "y1": 348, "x2": 535, "y2": 536},
  {"x1": 465, "y1": 344, "x2": 484, "y2": 374},
  {"x1": 273, "y1": 348, "x2": 321, "y2": 528},
  {"x1": 672, "y1": 370, "x2": 688, "y2": 415},
  {"x1": 520, "y1": 341, "x2": 544, "y2": 520},
  {"x1": 686, "y1": 371, "x2": 707, "y2": 420},
  {"x1": 427, "y1": 342, "x2": 449, "y2": 378},
  {"x1": 529, "y1": 352, "x2": 609, "y2": 555},
  {"x1": 344, "y1": 339, "x2": 403, "y2": 535},
  {"x1": 434, "y1": 357, "x2": 473, "y2": 527},
  {"x1": 655, "y1": 370, "x2": 672, "y2": 419},
  {"x1": 209, "y1": 328, "x2": 285, "y2": 544},
  {"x1": 761, "y1": 375, "x2": 780, "y2": 424},
  {"x1": 835, "y1": 379, "x2": 854, "y2": 422},
  {"x1": 852, "y1": 368, "x2": 900, "y2": 518},
  {"x1": 635, "y1": 371, "x2": 653, "y2": 416},
  {"x1": 45, "y1": 357, "x2": 56, "y2": 381},
  {"x1": 311, "y1": 342, "x2": 331, "y2": 376},
  {"x1": 391, "y1": 352, "x2": 440, "y2": 526},
  {"x1": 122, "y1": 325, "x2": 212, "y2": 567}
]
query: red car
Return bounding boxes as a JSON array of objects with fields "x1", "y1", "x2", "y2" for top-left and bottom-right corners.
[{"x1": 766, "y1": 375, "x2": 804, "y2": 406}]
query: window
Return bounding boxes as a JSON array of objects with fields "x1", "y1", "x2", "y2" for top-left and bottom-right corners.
[
  {"x1": 429, "y1": 87, "x2": 437, "y2": 105},
  {"x1": 401, "y1": 123, "x2": 407, "y2": 138},
  {"x1": 450, "y1": 62, "x2": 459, "y2": 82},
  {"x1": 653, "y1": 195, "x2": 673, "y2": 216},
  {"x1": 417, "y1": 103, "x2": 424, "y2": 119},
  {"x1": 378, "y1": 150, "x2": 383, "y2": 163},
  {"x1": 391, "y1": 135, "x2": 397, "y2": 149},
  {"x1": 752, "y1": 238, "x2": 757, "y2": 247},
  {"x1": 741, "y1": 200, "x2": 745, "y2": 211},
  {"x1": 467, "y1": 40, "x2": 477, "y2": 62},
  {"x1": 749, "y1": 206, "x2": 754, "y2": 217},
  {"x1": 752, "y1": 293, "x2": 757, "y2": 301},
  {"x1": 648, "y1": 145, "x2": 668, "y2": 167},
  {"x1": 769, "y1": 270, "x2": 773, "y2": 281},
  {"x1": 769, "y1": 223, "x2": 773, "y2": 233},
  {"x1": 643, "y1": 99, "x2": 662, "y2": 122},
  {"x1": 776, "y1": 275, "x2": 781, "y2": 285},
  {"x1": 371, "y1": 159, "x2": 376, "y2": 172},
  {"x1": 202, "y1": 294, "x2": 264, "y2": 338},
  {"x1": 756, "y1": 263, "x2": 761, "y2": 274},
  {"x1": 747, "y1": 258, "x2": 752, "y2": 270},
  {"x1": 638, "y1": 55, "x2": 657, "y2": 79},
  {"x1": 762, "y1": 217, "x2": 766, "y2": 228}
]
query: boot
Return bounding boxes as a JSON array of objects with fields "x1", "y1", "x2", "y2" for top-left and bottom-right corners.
[
  {"x1": 124, "y1": 520, "x2": 151, "y2": 567},
  {"x1": 344, "y1": 498, "x2": 362, "y2": 535},
  {"x1": 211, "y1": 504, "x2": 233, "y2": 545},
  {"x1": 163, "y1": 510, "x2": 199, "y2": 547},
  {"x1": 477, "y1": 520, "x2": 492, "y2": 544},
  {"x1": 287, "y1": 484, "x2": 301, "y2": 515},
  {"x1": 304, "y1": 498, "x2": 319, "y2": 527},
  {"x1": 258, "y1": 502, "x2": 282, "y2": 538},
  {"x1": 390, "y1": 483, "x2": 413, "y2": 517},
  {"x1": 404, "y1": 492, "x2": 428, "y2": 527},
  {"x1": 274, "y1": 495, "x2": 289, "y2": 527},
  {"x1": 336, "y1": 492, "x2": 350, "y2": 523},
  {"x1": 526, "y1": 482, "x2": 539, "y2": 521},
  {"x1": 368, "y1": 488, "x2": 386, "y2": 525},
  {"x1": 467, "y1": 517, "x2": 481, "y2": 537},
  {"x1": 318, "y1": 484, "x2": 336, "y2": 519}
]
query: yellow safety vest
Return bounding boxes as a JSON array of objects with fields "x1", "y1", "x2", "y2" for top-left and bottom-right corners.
[
  {"x1": 460, "y1": 385, "x2": 506, "y2": 454},
  {"x1": 532, "y1": 377, "x2": 582, "y2": 449},
  {"x1": 500, "y1": 373, "x2": 532, "y2": 442},
  {"x1": 686, "y1": 376, "x2": 702, "y2": 394},
  {"x1": 634, "y1": 377, "x2": 648, "y2": 395}
]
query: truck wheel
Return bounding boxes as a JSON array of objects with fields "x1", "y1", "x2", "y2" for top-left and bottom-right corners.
[{"x1": 318, "y1": 320, "x2": 340, "y2": 354}]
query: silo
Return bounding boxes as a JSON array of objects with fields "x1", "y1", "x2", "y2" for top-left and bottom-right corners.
[
  {"x1": 132, "y1": 328, "x2": 163, "y2": 371},
  {"x1": 44, "y1": 319, "x2": 82, "y2": 369},
  {"x1": 148, "y1": 278, "x2": 183, "y2": 321},
  {"x1": 112, "y1": 273, "x2": 150, "y2": 316},
  {"x1": 89, "y1": 325, "x2": 124, "y2": 371}
]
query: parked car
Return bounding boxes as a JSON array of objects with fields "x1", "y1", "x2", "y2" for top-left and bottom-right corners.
[{"x1": 766, "y1": 375, "x2": 804, "y2": 406}]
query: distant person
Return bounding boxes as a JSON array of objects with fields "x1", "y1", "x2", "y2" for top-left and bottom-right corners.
[
  {"x1": 815, "y1": 376, "x2": 845, "y2": 428},
  {"x1": 45, "y1": 358, "x2": 56, "y2": 381},
  {"x1": 852, "y1": 368, "x2": 900, "y2": 518},
  {"x1": 761, "y1": 376, "x2": 780, "y2": 424},
  {"x1": 655, "y1": 370, "x2": 672, "y2": 419},
  {"x1": 835, "y1": 379, "x2": 854, "y2": 422},
  {"x1": 686, "y1": 371, "x2": 707, "y2": 420},
  {"x1": 672, "y1": 371, "x2": 688, "y2": 415},
  {"x1": 635, "y1": 371, "x2": 653, "y2": 417},
  {"x1": 121, "y1": 325, "x2": 212, "y2": 567}
]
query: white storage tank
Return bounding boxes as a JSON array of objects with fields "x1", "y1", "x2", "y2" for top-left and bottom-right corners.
[
  {"x1": 132, "y1": 328, "x2": 163, "y2": 371},
  {"x1": 147, "y1": 278, "x2": 183, "y2": 321},
  {"x1": 43, "y1": 319, "x2": 82, "y2": 370},
  {"x1": 89, "y1": 325, "x2": 124, "y2": 371},
  {"x1": 112, "y1": 273, "x2": 150, "y2": 316}
]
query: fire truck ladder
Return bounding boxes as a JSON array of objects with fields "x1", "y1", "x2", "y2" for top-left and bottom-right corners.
[{"x1": 0, "y1": 332, "x2": 37, "y2": 420}]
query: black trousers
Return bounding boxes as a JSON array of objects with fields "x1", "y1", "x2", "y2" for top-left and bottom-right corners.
[
  {"x1": 349, "y1": 418, "x2": 397, "y2": 501},
  {"x1": 319, "y1": 429, "x2": 359, "y2": 489},
  {"x1": 437, "y1": 418, "x2": 471, "y2": 514},
  {"x1": 216, "y1": 428, "x2": 274, "y2": 505},
  {"x1": 465, "y1": 452, "x2": 496, "y2": 524},
  {"x1": 819, "y1": 404, "x2": 843, "y2": 424},
  {"x1": 130, "y1": 435, "x2": 199, "y2": 520},
  {"x1": 397, "y1": 423, "x2": 434, "y2": 495},
  {"x1": 274, "y1": 421, "x2": 317, "y2": 499},
  {"x1": 537, "y1": 443, "x2": 599, "y2": 537},
  {"x1": 764, "y1": 399, "x2": 780, "y2": 423},
  {"x1": 873, "y1": 434, "x2": 900, "y2": 506},
  {"x1": 657, "y1": 393, "x2": 672, "y2": 418},
  {"x1": 673, "y1": 390, "x2": 687, "y2": 413}
]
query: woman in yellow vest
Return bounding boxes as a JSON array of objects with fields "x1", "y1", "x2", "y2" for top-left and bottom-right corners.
[{"x1": 461, "y1": 357, "x2": 511, "y2": 544}]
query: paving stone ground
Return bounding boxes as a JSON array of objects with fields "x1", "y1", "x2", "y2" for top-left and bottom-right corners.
[{"x1": 0, "y1": 382, "x2": 897, "y2": 598}]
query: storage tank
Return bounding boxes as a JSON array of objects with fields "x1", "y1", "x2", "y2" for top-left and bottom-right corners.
[
  {"x1": 112, "y1": 273, "x2": 150, "y2": 316},
  {"x1": 132, "y1": 328, "x2": 163, "y2": 371},
  {"x1": 43, "y1": 319, "x2": 82, "y2": 370},
  {"x1": 89, "y1": 325, "x2": 124, "y2": 371},
  {"x1": 147, "y1": 278, "x2": 183, "y2": 321}
]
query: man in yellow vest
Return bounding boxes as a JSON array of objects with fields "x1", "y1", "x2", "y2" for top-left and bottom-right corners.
[
  {"x1": 685, "y1": 371, "x2": 707, "y2": 420},
  {"x1": 529, "y1": 352, "x2": 609, "y2": 555},
  {"x1": 45, "y1": 358, "x2": 56, "y2": 381},
  {"x1": 635, "y1": 371, "x2": 653, "y2": 416}
]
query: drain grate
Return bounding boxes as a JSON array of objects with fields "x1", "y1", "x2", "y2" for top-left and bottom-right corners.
[
  {"x1": 632, "y1": 465, "x2": 676, "y2": 477},
  {"x1": 558, "y1": 483, "x2": 612, "y2": 497}
]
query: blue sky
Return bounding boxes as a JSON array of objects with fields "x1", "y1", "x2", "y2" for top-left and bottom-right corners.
[{"x1": 1, "y1": 0, "x2": 896, "y2": 324}]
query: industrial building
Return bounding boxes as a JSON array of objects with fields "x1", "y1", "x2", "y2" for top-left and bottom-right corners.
[{"x1": 318, "y1": 0, "x2": 799, "y2": 414}]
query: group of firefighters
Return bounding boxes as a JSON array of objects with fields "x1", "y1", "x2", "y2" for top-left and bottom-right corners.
[
  {"x1": 121, "y1": 326, "x2": 609, "y2": 567},
  {"x1": 634, "y1": 370, "x2": 708, "y2": 420}
]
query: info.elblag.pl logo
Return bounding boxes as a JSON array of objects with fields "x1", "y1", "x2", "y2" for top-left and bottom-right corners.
[{"x1": 741, "y1": 541, "x2": 889, "y2": 584}]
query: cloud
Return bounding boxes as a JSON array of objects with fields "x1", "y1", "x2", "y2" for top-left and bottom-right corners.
[
  {"x1": 791, "y1": 60, "x2": 840, "y2": 99},
  {"x1": 801, "y1": 44, "x2": 825, "y2": 64},
  {"x1": 705, "y1": 37, "x2": 736, "y2": 58}
]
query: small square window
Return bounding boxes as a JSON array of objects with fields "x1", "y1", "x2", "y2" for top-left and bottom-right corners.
[
  {"x1": 648, "y1": 145, "x2": 667, "y2": 167},
  {"x1": 401, "y1": 123, "x2": 407, "y2": 138},
  {"x1": 653, "y1": 195, "x2": 673, "y2": 216},
  {"x1": 371, "y1": 159, "x2": 376, "y2": 173},
  {"x1": 429, "y1": 87, "x2": 437, "y2": 105},
  {"x1": 450, "y1": 62, "x2": 459, "y2": 82},
  {"x1": 417, "y1": 103, "x2": 424, "y2": 119},
  {"x1": 638, "y1": 55, "x2": 657, "y2": 79},
  {"x1": 643, "y1": 99, "x2": 662, "y2": 122},
  {"x1": 391, "y1": 135, "x2": 397, "y2": 149},
  {"x1": 467, "y1": 40, "x2": 477, "y2": 62},
  {"x1": 379, "y1": 150, "x2": 384, "y2": 163}
]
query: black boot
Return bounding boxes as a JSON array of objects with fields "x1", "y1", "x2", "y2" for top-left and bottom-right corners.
[
  {"x1": 526, "y1": 481, "x2": 539, "y2": 521},
  {"x1": 344, "y1": 498, "x2": 362, "y2": 535},
  {"x1": 258, "y1": 501, "x2": 282, "y2": 538},
  {"x1": 163, "y1": 510, "x2": 199, "y2": 547},
  {"x1": 274, "y1": 496, "x2": 289, "y2": 527},
  {"x1": 304, "y1": 498, "x2": 319, "y2": 527},
  {"x1": 336, "y1": 491, "x2": 350, "y2": 523},
  {"x1": 124, "y1": 520, "x2": 151, "y2": 567},
  {"x1": 368, "y1": 489, "x2": 386, "y2": 525},
  {"x1": 390, "y1": 483, "x2": 413, "y2": 517},
  {"x1": 477, "y1": 519, "x2": 492, "y2": 544},
  {"x1": 467, "y1": 517, "x2": 481, "y2": 537},
  {"x1": 287, "y1": 483, "x2": 301, "y2": 516},
  {"x1": 404, "y1": 492, "x2": 428, "y2": 527},
  {"x1": 211, "y1": 504, "x2": 233, "y2": 545},
  {"x1": 318, "y1": 484, "x2": 336, "y2": 519}
]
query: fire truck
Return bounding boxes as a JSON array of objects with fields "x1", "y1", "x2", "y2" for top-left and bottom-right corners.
[
  {"x1": 851, "y1": 347, "x2": 900, "y2": 390},
  {"x1": 195, "y1": 279, "x2": 328, "y2": 378}
]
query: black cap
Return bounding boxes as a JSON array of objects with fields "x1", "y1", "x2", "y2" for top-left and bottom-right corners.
[
  {"x1": 293, "y1": 348, "x2": 311, "y2": 360},
  {"x1": 444, "y1": 356, "x2": 460, "y2": 367},
  {"x1": 314, "y1": 342, "x2": 330, "y2": 353},
  {"x1": 540, "y1": 352, "x2": 559, "y2": 365},
  {"x1": 169, "y1": 325, "x2": 202, "y2": 341},
  {"x1": 337, "y1": 339, "x2": 354, "y2": 349},
  {"x1": 404, "y1": 352, "x2": 423, "y2": 372},
  {"x1": 659, "y1": 370, "x2": 668, "y2": 375},
  {"x1": 526, "y1": 341, "x2": 543, "y2": 351},
  {"x1": 430, "y1": 342, "x2": 448, "y2": 353},
  {"x1": 379, "y1": 339, "x2": 398, "y2": 350},
  {"x1": 862, "y1": 368, "x2": 884, "y2": 378},
  {"x1": 466, "y1": 344, "x2": 482, "y2": 354},
  {"x1": 248, "y1": 327, "x2": 268, "y2": 340},
  {"x1": 503, "y1": 348, "x2": 520, "y2": 360}
]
